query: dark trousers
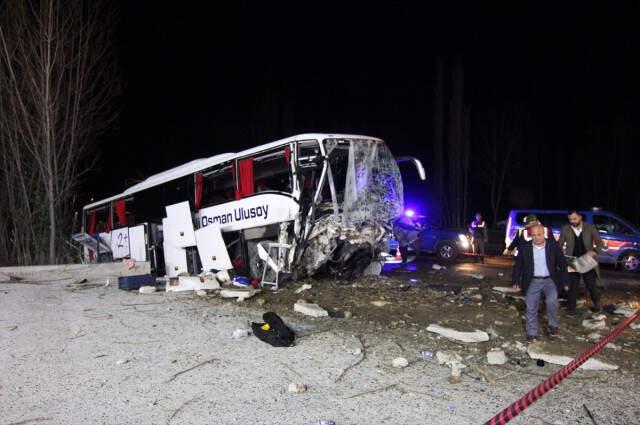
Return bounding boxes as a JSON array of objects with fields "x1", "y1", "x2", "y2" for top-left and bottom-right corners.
[
  {"x1": 473, "y1": 238, "x2": 485, "y2": 261},
  {"x1": 567, "y1": 270, "x2": 599, "y2": 311}
]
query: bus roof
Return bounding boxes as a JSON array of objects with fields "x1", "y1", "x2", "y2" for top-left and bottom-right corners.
[{"x1": 83, "y1": 133, "x2": 382, "y2": 210}]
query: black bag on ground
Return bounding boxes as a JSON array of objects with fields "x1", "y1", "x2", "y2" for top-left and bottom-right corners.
[{"x1": 251, "y1": 312, "x2": 295, "y2": 347}]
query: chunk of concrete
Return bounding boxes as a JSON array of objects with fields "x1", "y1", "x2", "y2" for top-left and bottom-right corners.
[
  {"x1": 527, "y1": 343, "x2": 618, "y2": 370},
  {"x1": 167, "y1": 275, "x2": 221, "y2": 292},
  {"x1": 294, "y1": 302, "x2": 329, "y2": 318},
  {"x1": 492, "y1": 286, "x2": 519, "y2": 294},
  {"x1": 392, "y1": 357, "x2": 409, "y2": 368},
  {"x1": 427, "y1": 324, "x2": 490, "y2": 343},
  {"x1": 370, "y1": 300, "x2": 391, "y2": 307},
  {"x1": 138, "y1": 286, "x2": 156, "y2": 294},
  {"x1": 436, "y1": 351, "x2": 463, "y2": 366},
  {"x1": 613, "y1": 305, "x2": 635, "y2": 317},
  {"x1": 232, "y1": 328, "x2": 249, "y2": 339},
  {"x1": 295, "y1": 284, "x2": 312, "y2": 294},
  {"x1": 487, "y1": 349, "x2": 508, "y2": 365},
  {"x1": 582, "y1": 318, "x2": 606, "y2": 330},
  {"x1": 288, "y1": 383, "x2": 307, "y2": 393},
  {"x1": 220, "y1": 288, "x2": 259, "y2": 301}
]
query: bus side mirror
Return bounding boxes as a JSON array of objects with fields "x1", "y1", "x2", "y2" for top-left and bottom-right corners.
[{"x1": 396, "y1": 157, "x2": 426, "y2": 181}]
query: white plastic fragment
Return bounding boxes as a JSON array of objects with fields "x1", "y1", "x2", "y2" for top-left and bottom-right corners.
[
  {"x1": 139, "y1": 286, "x2": 156, "y2": 294},
  {"x1": 487, "y1": 349, "x2": 508, "y2": 365},
  {"x1": 427, "y1": 324, "x2": 490, "y2": 343},
  {"x1": 294, "y1": 302, "x2": 329, "y2": 317},
  {"x1": 527, "y1": 343, "x2": 618, "y2": 370},
  {"x1": 295, "y1": 284, "x2": 312, "y2": 294},
  {"x1": 288, "y1": 383, "x2": 307, "y2": 393},
  {"x1": 392, "y1": 357, "x2": 409, "y2": 368}
]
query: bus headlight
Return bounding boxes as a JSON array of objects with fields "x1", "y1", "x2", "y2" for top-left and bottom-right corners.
[{"x1": 458, "y1": 234, "x2": 470, "y2": 249}]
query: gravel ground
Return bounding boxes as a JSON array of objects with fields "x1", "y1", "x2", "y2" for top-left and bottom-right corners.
[{"x1": 1, "y1": 274, "x2": 640, "y2": 425}]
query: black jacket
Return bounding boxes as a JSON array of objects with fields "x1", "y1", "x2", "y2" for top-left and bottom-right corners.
[{"x1": 512, "y1": 240, "x2": 569, "y2": 296}]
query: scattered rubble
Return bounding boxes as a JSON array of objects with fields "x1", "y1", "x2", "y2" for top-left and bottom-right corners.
[
  {"x1": 288, "y1": 383, "x2": 307, "y2": 393},
  {"x1": 527, "y1": 343, "x2": 618, "y2": 371},
  {"x1": 487, "y1": 348, "x2": 508, "y2": 365},
  {"x1": 294, "y1": 302, "x2": 329, "y2": 318},
  {"x1": 295, "y1": 284, "x2": 313, "y2": 294},
  {"x1": 392, "y1": 357, "x2": 409, "y2": 368},
  {"x1": 138, "y1": 286, "x2": 156, "y2": 294},
  {"x1": 613, "y1": 305, "x2": 635, "y2": 317},
  {"x1": 196, "y1": 290, "x2": 208, "y2": 297},
  {"x1": 582, "y1": 318, "x2": 606, "y2": 330},
  {"x1": 370, "y1": 300, "x2": 391, "y2": 307},
  {"x1": 167, "y1": 275, "x2": 220, "y2": 292},
  {"x1": 220, "y1": 288, "x2": 259, "y2": 301},
  {"x1": 426, "y1": 324, "x2": 490, "y2": 343},
  {"x1": 492, "y1": 286, "x2": 519, "y2": 294},
  {"x1": 232, "y1": 329, "x2": 249, "y2": 339}
]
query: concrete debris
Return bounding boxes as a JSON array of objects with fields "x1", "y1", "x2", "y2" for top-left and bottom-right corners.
[
  {"x1": 605, "y1": 343, "x2": 621, "y2": 351},
  {"x1": 255, "y1": 298, "x2": 266, "y2": 306},
  {"x1": 631, "y1": 323, "x2": 640, "y2": 330},
  {"x1": 295, "y1": 284, "x2": 313, "y2": 294},
  {"x1": 436, "y1": 351, "x2": 463, "y2": 366},
  {"x1": 116, "y1": 359, "x2": 129, "y2": 366},
  {"x1": 392, "y1": 357, "x2": 409, "y2": 368},
  {"x1": 294, "y1": 302, "x2": 329, "y2": 318},
  {"x1": 432, "y1": 264, "x2": 446, "y2": 270},
  {"x1": 527, "y1": 343, "x2": 618, "y2": 370},
  {"x1": 613, "y1": 305, "x2": 635, "y2": 317},
  {"x1": 592, "y1": 313, "x2": 607, "y2": 321},
  {"x1": 582, "y1": 318, "x2": 606, "y2": 330},
  {"x1": 123, "y1": 258, "x2": 136, "y2": 270},
  {"x1": 348, "y1": 347, "x2": 362, "y2": 356},
  {"x1": 138, "y1": 286, "x2": 156, "y2": 294},
  {"x1": 370, "y1": 300, "x2": 391, "y2": 307},
  {"x1": 216, "y1": 270, "x2": 232, "y2": 284},
  {"x1": 587, "y1": 333, "x2": 602, "y2": 341},
  {"x1": 426, "y1": 324, "x2": 490, "y2": 343},
  {"x1": 487, "y1": 348, "x2": 508, "y2": 365},
  {"x1": 343, "y1": 311, "x2": 353, "y2": 319},
  {"x1": 492, "y1": 286, "x2": 519, "y2": 294},
  {"x1": 470, "y1": 294, "x2": 483, "y2": 301},
  {"x1": 0, "y1": 273, "x2": 11, "y2": 282},
  {"x1": 470, "y1": 274, "x2": 485, "y2": 280},
  {"x1": 288, "y1": 383, "x2": 307, "y2": 393},
  {"x1": 232, "y1": 329, "x2": 249, "y2": 339},
  {"x1": 167, "y1": 275, "x2": 221, "y2": 292},
  {"x1": 196, "y1": 290, "x2": 208, "y2": 297},
  {"x1": 220, "y1": 288, "x2": 259, "y2": 301}
]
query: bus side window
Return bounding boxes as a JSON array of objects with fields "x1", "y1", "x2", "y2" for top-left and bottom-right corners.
[
  {"x1": 201, "y1": 164, "x2": 234, "y2": 207},
  {"x1": 253, "y1": 148, "x2": 292, "y2": 194}
]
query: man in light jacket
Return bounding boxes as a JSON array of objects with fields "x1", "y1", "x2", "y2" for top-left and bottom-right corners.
[{"x1": 557, "y1": 209, "x2": 604, "y2": 314}]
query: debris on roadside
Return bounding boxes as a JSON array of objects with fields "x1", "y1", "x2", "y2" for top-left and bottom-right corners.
[
  {"x1": 370, "y1": 300, "x2": 391, "y2": 307},
  {"x1": 139, "y1": 286, "x2": 157, "y2": 294},
  {"x1": 492, "y1": 286, "x2": 519, "y2": 294},
  {"x1": 487, "y1": 348, "x2": 508, "y2": 365},
  {"x1": 527, "y1": 342, "x2": 618, "y2": 370},
  {"x1": 220, "y1": 288, "x2": 259, "y2": 301},
  {"x1": 582, "y1": 318, "x2": 606, "y2": 330},
  {"x1": 251, "y1": 312, "x2": 295, "y2": 347},
  {"x1": 295, "y1": 284, "x2": 313, "y2": 294},
  {"x1": 232, "y1": 328, "x2": 249, "y2": 339},
  {"x1": 392, "y1": 357, "x2": 409, "y2": 368},
  {"x1": 288, "y1": 382, "x2": 307, "y2": 393},
  {"x1": 426, "y1": 324, "x2": 490, "y2": 343},
  {"x1": 294, "y1": 302, "x2": 329, "y2": 318}
]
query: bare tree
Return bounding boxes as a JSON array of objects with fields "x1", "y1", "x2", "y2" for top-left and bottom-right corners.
[
  {"x1": 476, "y1": 110, "x2": 524, "y2": 227},
  {"x1": 432, "y1": 58, "x2": 445, "y2": 224},
  {"x1": 0, "y1": 0, "x2": 119, "y2": 264}
]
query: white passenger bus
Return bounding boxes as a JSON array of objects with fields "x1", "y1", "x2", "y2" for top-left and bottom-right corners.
[{"x1": 74, "y1": 133, "x2": 424, "y2": 280}]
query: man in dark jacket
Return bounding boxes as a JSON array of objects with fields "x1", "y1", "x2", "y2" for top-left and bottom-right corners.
[
  {"x1": 557, "y1": 209, "x2": 604, "y2": 314},
  {"x1": 512, "y1": 224, "x2": 569, "y2": 341}
]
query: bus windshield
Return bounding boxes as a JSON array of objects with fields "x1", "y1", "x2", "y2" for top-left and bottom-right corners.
[{"x1": 323, "y1": 138, "x2": 403, "y2": 225}]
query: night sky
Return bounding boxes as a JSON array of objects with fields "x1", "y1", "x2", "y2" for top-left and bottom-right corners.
[{"x1": 87, "y1": 4, "x2": 640, "y2": 225}]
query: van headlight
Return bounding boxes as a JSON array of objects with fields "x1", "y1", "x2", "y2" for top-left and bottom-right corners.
[{"x1": 458, "y1": 234, "x2": 470, "y2": 249}]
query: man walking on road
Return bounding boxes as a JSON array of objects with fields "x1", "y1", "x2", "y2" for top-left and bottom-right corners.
[
  {"x1": 557, "y1": 209, "x2": 604, "y2": 314},
  {"x1": 512, "y1": 224, "x2": 569, "y2": 342}
]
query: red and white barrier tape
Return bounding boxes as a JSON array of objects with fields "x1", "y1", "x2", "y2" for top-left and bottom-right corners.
[{"x1": 483, "y1": 308, "x2": 640, "y2": 425}]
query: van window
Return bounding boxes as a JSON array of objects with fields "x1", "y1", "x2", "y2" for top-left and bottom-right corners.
[
  {"x1": 546, "y1": 213, "x2": 567, "y2": 229},
  {"x1": 593, "y1": 215, "x2": 633, "y2": 235}
]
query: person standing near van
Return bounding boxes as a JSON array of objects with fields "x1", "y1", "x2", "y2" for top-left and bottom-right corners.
[
  {"x1": 512, "y1": 224, "x2": 569, "y2": 341},
  {"x1": 557, "y1": 209, "x2": 604, "y2": 314},
  {"x1": 469, "y1": 213, "x2": 488, "y2": 263}
]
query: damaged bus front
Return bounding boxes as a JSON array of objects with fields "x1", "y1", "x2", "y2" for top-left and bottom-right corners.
[{"x1": 75, "y1": 134, "x2": 423, "y2": 282}]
